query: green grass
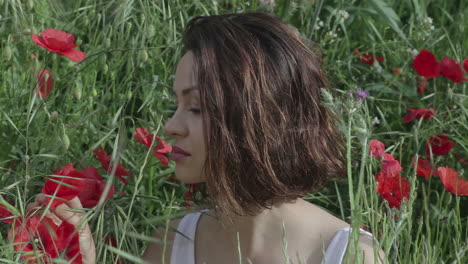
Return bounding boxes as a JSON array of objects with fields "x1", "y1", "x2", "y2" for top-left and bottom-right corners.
[{"x1": 1, "y1": 0, "x2": 467, "y2": 263}]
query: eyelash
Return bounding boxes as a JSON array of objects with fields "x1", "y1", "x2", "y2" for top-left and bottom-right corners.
[{"x1": 170, "y1": 106, "x2": 201, "y2": 114}]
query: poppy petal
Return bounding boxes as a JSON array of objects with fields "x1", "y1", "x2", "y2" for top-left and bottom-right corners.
[
  {"x1": 412, "y1": 49, "x2": 440, "y2": 78},
  {"x1": 60, "y1": 49, "x2": 87, "y2": 62},
  {"x1": 437, "y1": 167, "x2": 468, "y2": 196},
  {"x1": 440, "y1": 57, "x2": 465, "y2": 83}
]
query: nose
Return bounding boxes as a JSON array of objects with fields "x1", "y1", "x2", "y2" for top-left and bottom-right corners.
[{"x1": 163, "y1": 111, "x2": 187, "y2": 139}]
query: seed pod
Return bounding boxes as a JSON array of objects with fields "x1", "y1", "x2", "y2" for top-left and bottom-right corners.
[
  {"x1": 74, "y1": 83, "x2": 82, "y2": 100},
  {"x1": 23, "y1": 29, "x2": 32, "y2": 35},
  {"x1": 139, "y1": 50, "x2": 148, "y2": 63},
  {"x1": 91, "y1": 88, "x2": 98, "y2": 97},
  {"x1": 104, "y1": 38, "x2": 111, "y2": 49},
  {"x1": 146, "y1": 25, "x2": 155, "y2": 38},
  {"x1": 3, "y1": 46, "x2": 12, "y2": 61},
  {"x1": 62, "y1": 133, "x2": 70, "y2": 150},
  {"x1": 102, "y1": 63, "x2": 108, "y2": 74},
  {"x1": 126, "y1": 90, "x2": 133, "y2": 100}
]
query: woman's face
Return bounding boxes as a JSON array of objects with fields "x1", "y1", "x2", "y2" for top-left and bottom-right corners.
[{"x1": 163, "y1": 51, "x2": 207, "y2": 184}]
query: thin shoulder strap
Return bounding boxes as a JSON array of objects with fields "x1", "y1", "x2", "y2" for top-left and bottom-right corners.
[
  {"x1": 170, "y1": 209, "x2": 209, "y2": 264},
  {"x1": 321, "y1": 227, "x2": 376, "y2": 264}
]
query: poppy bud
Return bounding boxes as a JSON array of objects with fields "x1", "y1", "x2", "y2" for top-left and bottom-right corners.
[
  {"x1": 102, "y1": 63, "x2": 109, "y2": 74},
  {"x1": 83, "y1": 17, "x2": 90, "y2": 27},
  {"x1": 3, "y1": 46, "x2": 12, "y2": 61},
  {"x1": 50, "y1": 111, "x2": 59, "y2": 121},
  {"x1": 146, "y1": 25, "x2": 155, "y2": 38},
  {"x1": 62, "y1": 133, "x2": 70, "y2": 150},
  {"x1": 99, "y1": 54, "x2": 107, "y2": 65},
  {"x1": 23, "y1": 29, "x2": 32, "y2": 36},
  {"x1": 97, "y1": 13, "x2": 102, "y2": 23},
  {"x1": 74, "y1": 83, "x2": 82, "y2": 100},
  {"x1": 139, "y1": 50, "x2": 148, "y2": 63},
  {"x1": 104, "y1": 38, "x2": 111, "y2": 49},
  {"x1": 27, "y1": 0, "x2": 33, "y2": 9},
  {"x1": 91, "y1": 88, "x2": 98, "y2": 97},
  {"x1": 126, "y1": 90, "x2": 133, "y2": 100}
]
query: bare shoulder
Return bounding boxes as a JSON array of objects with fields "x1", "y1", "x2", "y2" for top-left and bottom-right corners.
[{"x1": 142, "y1": 217, "x2": 184, "y2": 264}]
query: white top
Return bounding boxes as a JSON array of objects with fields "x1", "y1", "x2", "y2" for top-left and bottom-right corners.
[{"x1": 170, "y1": 209, "x2": 377, "y2": 264}]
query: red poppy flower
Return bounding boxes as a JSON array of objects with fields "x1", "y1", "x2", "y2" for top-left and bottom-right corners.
[
  {"x1": 41, "y1": 163, "x2": 88, "y2": 208},
  {"x1": 369, "y1": 140, "x2": 385, "y2": 159},
  {"x1": 376, "y1": 174, "x2": 410, "y2": 209},
  {"x1": 437, "y1": 167, "x2": 468, "y2": 196},
  {"x1": 463, "y1": 58, "x2": 468, "y2": 73},
  {"x1": 354, "y1": 49, "x2": 384, "y2": 65},
  {"x1": 411, "y1": 157, "x2": 438, "y2": 179},
  {"x1": 134, "y1": 128, "x2": 155, "y2": 148},
  {"x1": 92, "y1": 146, "x2": 132, "y2": 185},
  {"x1": 425, "y1": 133, "x2": 455, "y2": 157},
  {"x1": 381, "y1": 158, "x2": 402, "y2": 177},
  {"x1": 34, "y1": 68, "x2": 53, "y2": 98},
  {"x1": 8, "y1": 215, "x2": 82, "y2": 263},
  {"x1": 412, "y1": 49, "x2": 440, "y2": 79},
  {"x1": 439, "y1": 57, "x2": 468, "y2": 83},
  {"x1": 32, "y1": 29, "x2": 87, "y2": 62},
  {"x1": 134, "y1": 128, "x2": 172, "y2": 166},
  {"x1": 78, "y1": 166, "x2": 115, "y2": 208},
  {"x1": 381, "y1": 153, "x2": 395, "y2": 161},
  {"x1": 182, "y1": 190, "x2": 194, "y2": 208},
  {"x1": 392, "y1": 69, "x2": 401, "y2": 75},
  {"x1": 402, "y1": 107, "x2": 437, "y2": 124},
  {"x1": 153, "y1": 137, "x2": 172, "y2": 166}
]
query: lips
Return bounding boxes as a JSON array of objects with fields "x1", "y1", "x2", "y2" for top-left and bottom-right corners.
[{"x1": 171, "y1": 146, "x2": 191, "y2": 156}]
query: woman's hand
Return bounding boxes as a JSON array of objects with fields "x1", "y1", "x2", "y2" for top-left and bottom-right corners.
[{"x1": 26, "y1": 194, "x2": 96, "y2": 264}]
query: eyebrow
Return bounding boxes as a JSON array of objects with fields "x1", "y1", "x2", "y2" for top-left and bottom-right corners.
[{"x1": 172, "y1": 86, "x2": 198, "y2": 98}]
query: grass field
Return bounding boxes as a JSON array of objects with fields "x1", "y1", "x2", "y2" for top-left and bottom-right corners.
[{"x1": 0, "y1": 0, "x2": 467, "y2": 263}]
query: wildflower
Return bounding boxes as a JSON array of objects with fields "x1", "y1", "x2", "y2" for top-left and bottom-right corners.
[
  {"x1": 369, "y1": 140, "x2": 385, "y2": 159},
  {"x1": 411, "y1": 157, "x2": 438, "y2": 179},
  {"x1": 425, "y1": 133, "x2": 455, "y2": 157},
  {"x1": 354, "y1": 49, "x2": 384, "y2": 65},
  {"x1": 32, "y1": 29, "x2": 87, "y2": 62},
  {"x1": 437, "y1": 167, "x2": 468, "y2": 196},
  {"x1": 439, "y1": 57, "x2": 467, "y2": 83},
  {"x1": 376, "y1": 174, "x2": 410, "y2": 209},
  {"x1": 371, "y1": 116, "x2": 380, "y2": 126},
  {"x1": 336, "y1": 10, "x2": 349, "y2": 23},
  {"x1": 412, "y1": 49, "x2": 440, "y2": 80},
  {"x1": 8, "y1": 215, "x2": 82, "y2": 263},
  {"x1": 34, "y1": 68, "x2": 53, "y2": 98},
  {"x1": 41, "y1": 163, "x2": 88, "y2": 208},
  {"x1": 381, "y1": 158, "x2": 403, "y2": 177},
  {"x1": 92, "y1": 146, "x2": 132, "y2": 185},
  {"x1": 402, "y1": 107, "x2": 437, "y2": 124},
  {"x1": 134, "y1": 128, "x2": 172, "y2": 166},
  {"x1": 392, "y1": 69, "x2": 401, "y2": 75},
  {"x1": 349, "y1": 88, "x2": 369, "y2": 104},
  {"x1": 78, "y1": 165, "x2": 115, "y2": 208}
]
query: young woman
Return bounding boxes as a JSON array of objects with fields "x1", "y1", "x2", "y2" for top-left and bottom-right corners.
[{"x1": 31, "y1": 12, "x2": 384, "y2": 264}]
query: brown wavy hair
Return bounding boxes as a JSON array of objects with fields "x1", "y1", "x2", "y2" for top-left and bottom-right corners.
[{"x1": 181, "y1": 12, "x2": 346, "y2": 227}]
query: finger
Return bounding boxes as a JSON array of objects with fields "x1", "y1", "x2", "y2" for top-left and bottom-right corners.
[
  {"x1": 36, "y1": 193, "x2": 47, "y2": 203},
  {"x1": 52, "y1": 197, "x2": 85, "y2": 228},
  {"x1": 26, "y1": 202, "x2": 40, "y2": 213},
  {"x1": 45, "y1": 211, "x2": 63, "y2": 226}
]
